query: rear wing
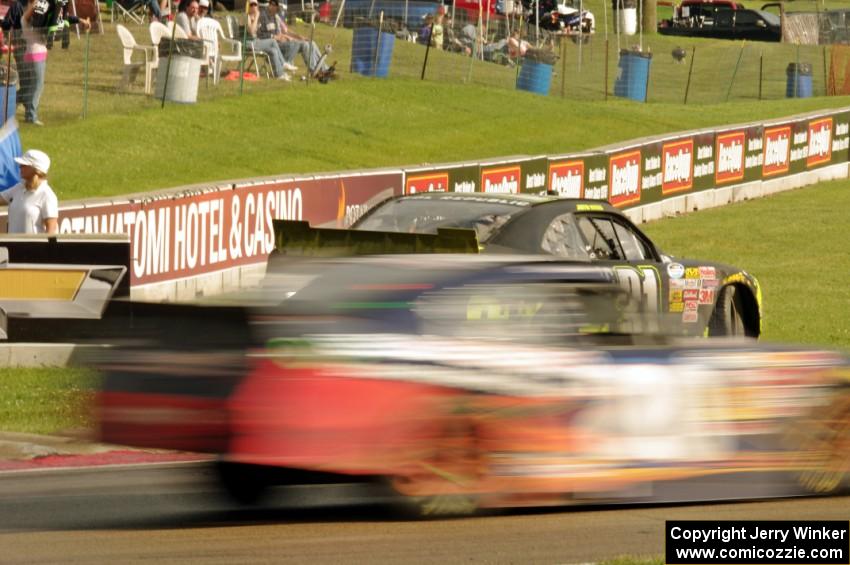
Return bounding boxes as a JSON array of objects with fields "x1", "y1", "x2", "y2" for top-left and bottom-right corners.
[{"x1": 271, "y1": 220, "x2": 480, "y2": 258}]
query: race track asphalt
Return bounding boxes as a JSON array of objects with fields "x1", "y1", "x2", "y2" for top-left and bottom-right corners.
[{"x1": 1, "y1": 461, "x2": 849, "y2": 564}]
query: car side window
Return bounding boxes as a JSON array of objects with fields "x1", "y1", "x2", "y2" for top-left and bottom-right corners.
[
  {"x1": 576, "y1": 216, "x2": 623, "y2": 260},
  {"x1": 611, "y1": 220, "x2": 655, "y2": 261},
  {"x1": 734, "y1": 11, "x2": 757, "y2": 26},
  {"x1": 540, "y1": 213, "x2": 583, "y2": 259}
]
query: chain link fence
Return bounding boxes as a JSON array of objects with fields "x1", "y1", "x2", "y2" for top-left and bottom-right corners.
[{"x1": 0, "y1": 0, "x2": 846, "y2": 126}]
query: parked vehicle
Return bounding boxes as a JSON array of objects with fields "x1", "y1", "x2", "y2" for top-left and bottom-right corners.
[{"x1": 658, "y1": 0, "x2": 781, "y2": 42}]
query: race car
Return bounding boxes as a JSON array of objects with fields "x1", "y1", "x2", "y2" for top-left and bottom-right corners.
[
  {"x1": 273, "y1": 193, "x2": 761, "y2": 339},
  {"x1": 94, "y1": 254, "x2": 850, "y2": 516}
]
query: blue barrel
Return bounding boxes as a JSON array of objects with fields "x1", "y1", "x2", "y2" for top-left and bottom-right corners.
[
  {"x1": 614, "y1": 50, "x2": 652, "y2": 102},
  {"x1": 350, "y1": 27, "x2": 395, "y2": 78},
  {"x1": 516, "y1": 60, "x2": 553, "y2": 96},
  {"x1": 786, "y1": 63, "x2": 812, "y2": 98}
]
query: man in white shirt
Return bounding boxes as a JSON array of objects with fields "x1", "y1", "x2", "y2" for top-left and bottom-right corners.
[{"x1": 1, "y1": 149, "x2": 58, "y2": 234}]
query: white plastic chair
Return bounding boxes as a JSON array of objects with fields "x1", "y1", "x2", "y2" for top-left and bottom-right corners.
[
  {"x1": 196, "y1": 18, "x2": 221, "y2": 84},
  {"x1": 116, "y1": 24, "x2": 156, "y2": 94}
]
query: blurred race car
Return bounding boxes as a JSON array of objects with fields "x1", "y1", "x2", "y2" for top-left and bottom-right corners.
[
  {"x1": 276, "y1": 194, "x2": 761, "y2": 339},
  {"x1": 94, "y1": 255, "x2": 850, "y2": 516}
]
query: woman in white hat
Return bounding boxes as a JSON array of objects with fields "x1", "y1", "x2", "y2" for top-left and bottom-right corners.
[{"x1": 0, "y1": 149, "x2": 58, "y2": 234}]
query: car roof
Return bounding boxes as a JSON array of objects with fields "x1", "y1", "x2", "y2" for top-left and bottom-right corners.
[{"x1": 393, "y1": 192, "x2": 619, "y2": 213}]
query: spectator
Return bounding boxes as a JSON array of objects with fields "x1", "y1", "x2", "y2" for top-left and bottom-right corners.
[
  {"x1": 246, "y1": 0, "x2": 290, "y2": 80},
  {"x1": 1, "y1": 149, "x2": 58, "y2": 234},
  {"x1": 262, "y1": 0, "x2": 332, "y2": 77},
  {"x1": 507, "y1": 30, "x2": 530, "y2": 59},
  {"x1": 418, "y1": 13, "x2": 432, "y2": 45},
  {"x1": 197, "y1": 0, "x2": 211, "y2": 18},
  {"x1": 46, "y1": 0, "x2": 92, "y2": 49},
  {"x1": 175, "y1": 0, "x2": 200, "y2": 38},
  {"x1": 1, "y1": 0, "x2": 29, "y2": 118},
  {"x1": 430, "y1": 12, "x2": 444, "y2": 50}
]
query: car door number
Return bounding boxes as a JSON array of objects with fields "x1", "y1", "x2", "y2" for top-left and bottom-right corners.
[{"x1": 614, "y1": 266, "x2": 660, "y2": 332}]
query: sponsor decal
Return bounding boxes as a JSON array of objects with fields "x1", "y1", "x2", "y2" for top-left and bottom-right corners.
[
  {"x1": 481, "y1": 166, "x2": 521, "y2": 194},
  {"x1": 667, "y1": 262, "x2": 685, "y2": 279},
  {"x1": 684, "y1": 279, "x2": 701, "y2": 289},
  {"x1": 698, "y1": 266, "x2": 716, "y2": 279},
  {"x1": 762, "y1": 126, "x2": 791, "y2": 177},
  {"x1": 702, "y1": 278, "x2": 719, "y2": 289},
  {"x1": 684, "y1": 267, "x2": 701, "y2": 279},
  {"x1": 807, "y1": 117, "x2": 833, "y2": 168},
  {"x1": 576, "y1": 204, "x2": 604, "y2": 211},
  {"x1": 669, "y1": 290, "x2": 683, "y2": 303},
  {"x1": 57, "y1": 175, "x2": 400, "y2": 285},
  {"x1": 548, "y1": 160, "x2": 584, "y2": 198},
  {"x1": 685, "y1": 301, "x2": 699, "y2": 312},
  {"x1": 406, "y1": 172, "x2": 448, "y2": 194},
  {"x1": 698, "y1": 288, "x2": 715, "y2": 305},
  {"x1": 608, "y1": 150, "x2": 642, "y2": 208},
  {"x1": 683, "y1": 289, "x2": 699, "y2": 301},
  {"x1": 670, "y1": 302, "x2": 684, "y2": 313},
  {"x1": 661, "y1": 139, "x2": 694, "y2": 194},
  {"x1": 715, "y1": 131, "x2": 745, "y2": 184},
  {"x1": 670, "y1": 279, "x2": 686, "y2": 289},
  {"x1": 683, "y1": 310, "x2": 699, "y2": 323}
]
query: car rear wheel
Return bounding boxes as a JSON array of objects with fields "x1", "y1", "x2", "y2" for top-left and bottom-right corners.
[
  {"x1": 708, "y1": 285, "x2": 746, "y2": 337},
  {"x1": 792, "y1": 394, "x2": 850, "y2": 495}
]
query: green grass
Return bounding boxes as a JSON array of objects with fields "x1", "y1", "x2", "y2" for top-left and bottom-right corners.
[
  {"x1": 0, "y1": 367, "x2": 98, "y2": 434},
  {"x1": 642, "y1": 178, "x2": 850, "y2": 349}
]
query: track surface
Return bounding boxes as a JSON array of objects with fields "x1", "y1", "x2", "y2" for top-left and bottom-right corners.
[{"x1": 1, "y1": 463, "x2": 848, "y2": 564}]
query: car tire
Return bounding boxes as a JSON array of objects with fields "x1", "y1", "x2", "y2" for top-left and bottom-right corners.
[
  {"x1": 708, "y1": 285, "x2": 746, "y2": 337},
  {"x1": 216, "y1": 460, "x2": 272, "y2": 505},
  {"x1": 790, "y1": 394, "x2": 850, "y2": 495}
]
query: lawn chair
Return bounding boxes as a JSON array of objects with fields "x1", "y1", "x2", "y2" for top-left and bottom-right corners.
[
  {"x1": 116, "y1": 23, "x2": 156, "y2": 94},
  {"x1": 112, "y1": 0, "x2": 148, "y2": 25},
  {"x1": 196, "y1": 17, "x2": 222, "y2": 84}
]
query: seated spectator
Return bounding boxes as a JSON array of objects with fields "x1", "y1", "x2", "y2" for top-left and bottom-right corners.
[
  {"x1": 261, "y1": 0, "x2": 332, "y2": 78},
  {"x1": 175, "y1": 0, "x2": 200, "y2": 38},
  {"x1": 430, "y1": 12, "x2": 444, "y2": 50},
  {"x1": 418, "y1": 14, "x2": 432, "y2": 45},
  {"x1": 246, "y1": 0, "x2": 290, "y2": 80},
  {"x1": 507, "y1": 30, "x2": 530, "y2": 59},
  {"x1": 198, "y1": 0, "x2": 211, "y2": 18}
]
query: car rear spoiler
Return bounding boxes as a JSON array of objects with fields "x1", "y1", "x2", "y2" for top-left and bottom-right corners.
[{"x1": 271, "y1": 220, "x2": 480, "y2": 258}]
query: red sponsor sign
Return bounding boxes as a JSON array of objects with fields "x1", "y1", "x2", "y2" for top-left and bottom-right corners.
[
  {"x1": 661, "y1": 139, "x2": 694, "y2": 195},
  {"x1": 715, "y1": 131, "x2": 746, "y2": 184},
  {"x1": 481, "y1": 166, "x2": 521, "y2": 193},
  {"x1": 406, "y1": 172, "x2": 449, "y2": 194},
  {"x1": 762, "y1": 126, "x2": 791, "y2": 177},
  {"x1": 55, "y1": 173, "x2": 401, "y2": 286},
  {"x1": 807, "y1": 117, "x2": 833, "y2": 168},
  {"x1": 547, "y1": 160, "x2": 584, "y2": 198},
  {"x1": 683, "y1": 289, "x2": 699, "y2": 301},
  {"x1": 608, "y1": 150, "x2": 641, "y2": 208}
]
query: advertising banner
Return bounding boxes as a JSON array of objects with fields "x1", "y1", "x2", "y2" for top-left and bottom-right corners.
[
  {"x1": 607, "y1": 146, "x2": 643, "y2": 208},
  {"x1": 404, "y1": 164, "x2": 479, "y2": 194},
  {"x1": 583, "y1": 153, "x2": 610, "y2": 201},
  {"x1": 54, "y1": 172, "x2": 401, "y2": 286},
  {"x1": 546, "y1": 155, "x2": 586, "y2": 198},
  {"x1": 714, "y1": 125, "x2": 764, "y2": 185},
  {"x1": 520, "y1": 157, "x2": 549, "y2": 194},
  {"x1": 830, "y1": 111, "x2": 850, "y2": 165}
]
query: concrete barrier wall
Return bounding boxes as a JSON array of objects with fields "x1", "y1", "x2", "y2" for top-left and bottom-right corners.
[{"x1": 2, "y1": 107, "x2": 847, "y2": 301}]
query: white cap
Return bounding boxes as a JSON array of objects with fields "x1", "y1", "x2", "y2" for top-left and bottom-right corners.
[
  {"x1": 14, "y1": 149, "x2": 50, "y2": 174},
  {"x1": 198, "y1": 0, "x2": 209, "y2": 7}
]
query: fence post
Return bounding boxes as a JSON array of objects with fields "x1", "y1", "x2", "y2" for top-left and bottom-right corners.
[
  {"x1": 421, "y1": 20, "x2": 434, "y2": 79},
  {"x1": 560, "y1": 38, "x2": 566, "y2": 98},
  {"x1": 822, "y1": 45, "x2": 827, "y2": 96},
  {"x1": 794, "y1": 42, "x2": 800, "y2": 98},
  {"x1": 373, "y1": 11, "x2": 383, "y2": 78},
  {"x1": 82, "y1": 30, "x2": 90, "y2": 119},
  {"x1": 2, "y1": 30, "x2": 12, "y2": 126},
  {"x1": 758, "y1": 51, "x2": 763, "y2": 100},
  {"x1": 684, "y1": 46, "x2": 695, "y2": 104},
  {"x1": 726, "y1": 42, "x2": 745, "y2": 102},
  {"x1": 604, "y1": 38, "x2": 609, "y2": 101}
]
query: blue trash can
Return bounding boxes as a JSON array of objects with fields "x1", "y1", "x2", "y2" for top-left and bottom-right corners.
[
  {"x1": 614, "y1": 49, "x2": 652, "y2": 102},
  {"x1": 350, "y1": 26, "x2": 395, "y2": 78},
  {"x1": 786, "y1": 63, "x2": 813, "y2": 98},
  {"x1": 516, "y1": 60, "x2": 553, "y2": 96}
]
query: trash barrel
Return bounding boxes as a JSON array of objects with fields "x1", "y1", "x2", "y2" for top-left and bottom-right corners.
[
  {"x1": 155, "y1": 38, "x2": 204, "y2": 103},
  {"x1": 516, "y1": 59, "x2": 553, "y2": 96},
  {"x1": 614, "y1": 49, "x2": 652, "y2": 102},
  {"x1": 786, "y1": 62, "x2": 813, "y2": 98},
  {"x1": 350, "y1": 25, "x2": 395, "y2": 78}
]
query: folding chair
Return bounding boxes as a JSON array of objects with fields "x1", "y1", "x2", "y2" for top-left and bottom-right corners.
[
  {"x1": 116, "y1": 23, "x2": 156, "y2": 93},
  {"x1": 112, "y1": 0, "x2": 148, "y2": 24},
  {"x1": 245, "y1": 43, "x2": 272, "y2": 79}
]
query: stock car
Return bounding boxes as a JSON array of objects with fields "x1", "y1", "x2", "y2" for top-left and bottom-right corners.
[
  {"x1": 335, "y1": 193, "x2": 761, "y2": 339},
  {"x1": 95, "y1": 253, "x2": 850, "y2": 515}
]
